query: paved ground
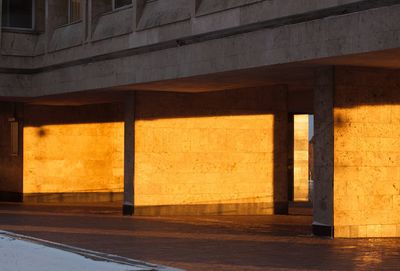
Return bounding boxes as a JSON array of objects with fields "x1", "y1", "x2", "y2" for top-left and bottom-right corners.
[
  {"x1": 0, "y1": 231, "x2": 178, "y2": 271},
  {"x1": 0, "y1": 203, "x2": 400, "y2": 271}
]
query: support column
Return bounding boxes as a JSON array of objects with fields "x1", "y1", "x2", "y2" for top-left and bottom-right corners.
[
  {"x1": 272, "y1": 86, "x2": 289, "y2": 215},
  {"x1": 123, "y1": 92, "x2": 135, "y2": 216},
  {"x1": 0, "y1": 102, "x2": 24, "y2": 202},
  {"x1": 287, "y1": 114, "x2": 294, "y2": 202},
  {"x1": 312, "y1": 67, "x2": 334, "y2": 237}
]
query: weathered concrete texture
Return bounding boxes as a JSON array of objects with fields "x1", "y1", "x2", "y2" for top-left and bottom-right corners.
[
  {"x1": 293, "y1": 115, "x2": 309, "y2": 201},
  {"x1": 1, "y1": 31, "x2": 40, "y2": 57},
  {"x1": 313, "y1": 67, "x2": 334, "y2": 234},
  {"x1": 0, "y1": 102, "x2": 23, "y2": 201},
  {"x1": 0, "y1": 74, "x2": 31, "y2": 97},
  {"x1": 196, "y1": 0, "x2": 263, "y2": 16},
  {"x1": 134, "y1": 87, "x2": 288, "y2": 215},
  {"x1": 49, "y1": 22, "x2": 84, "y2": 52},
  {"x1": 19, "y1": 2, "x2": 399, "y2": 98},
  {"x1": 138, "y1": 0, "x2": 191, "y2": 30},
  {"x1": 2, "y1": 1, "x2": 400, "y2": 97},
  {"x1": 23, "y1": 104, "x2": 124, "y2": 196},
  {"x1": 0, "y1": 0, "x2": 376, "y2": 59},
  {"x1": 333, "y1": 67, "x2": 400, "y2": 238},
  {"x1": 92, "y1": 7, "x2": 133, "y2": 42},
  {"x1": 123, "y1": 93, "x2": 135, "y2": 214}
]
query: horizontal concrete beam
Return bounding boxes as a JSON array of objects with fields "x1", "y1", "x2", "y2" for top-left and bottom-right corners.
[
  {"x1": 2, "y1": 1, "x2": 400, "y2": 98},
  {"x1": 0, "y1": 0, "x2": 398, "y2": 75}
]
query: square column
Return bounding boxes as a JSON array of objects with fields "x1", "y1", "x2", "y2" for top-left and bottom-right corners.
[
  {"x1": 123, "y1": 92, "x2": 135, "y2": 215},
  {"x1": 0, "y1": 102, "x2": 23, "y2": 202},
  {"x1": 312, "y1": 67, "x2": 334, "y2": 237}
]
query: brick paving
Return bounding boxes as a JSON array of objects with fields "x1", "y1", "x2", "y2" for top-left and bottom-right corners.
[{"x1": 0, "y1": 203, "x2": 399, "y2": 271}]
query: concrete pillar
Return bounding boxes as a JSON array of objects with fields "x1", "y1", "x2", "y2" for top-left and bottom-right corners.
[
  {"x1": 123, "y1": 92, "x2": 135, "y2": 215},
  {"x1": 0, "y1": 102, "x2": 24, "y2": 202},
  {"x1": 312, "y1": 67, "x2": 334, "y2": 237},
  {"x1": 272, "y1": 92, "x2": 289, "y2": 215},
  {"x1": 286, "y1": 114, "x2": 294, "y2": 202}
]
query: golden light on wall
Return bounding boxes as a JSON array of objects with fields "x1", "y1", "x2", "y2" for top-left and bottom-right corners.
[
  {"x1": 134, "y1": 114, "x2": 275, "y2": 209},
  {"x1": 333, "y1": 103, "x2": 400, "y2": 237},
  {"x1": 23, "y1": 122, "x2": 124, "y2": 194},
  {"x1": 23, "y1": 112, "x2": 278, "y2": 214}
]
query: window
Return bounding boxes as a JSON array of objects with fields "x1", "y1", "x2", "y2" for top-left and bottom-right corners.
[
  {"x1": 113, "y1": 0, "x2": 132, "y2": 10},
  {"x1": 2, "y1": 0, "x2": 34, "y2": 29},
  {"x1": 68, "y1": 0, "x2": 81, "y2": 23}
]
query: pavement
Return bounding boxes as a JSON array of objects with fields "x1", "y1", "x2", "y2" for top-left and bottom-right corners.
[
  {"x1": 0, "y1": 203, "x2": 400, "y2": 271},
  {"x1": 0, "y1": 230, "x2": 180, "y2": 271}
]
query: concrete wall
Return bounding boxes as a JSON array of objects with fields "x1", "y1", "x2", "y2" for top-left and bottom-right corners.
[
  {"x1": 22, "y1": 104, "x2": 124, "y2": 203},
  {"x1": 196, "y1": 0, "x2": 263, "y2": 16},
  {"x1": 21, "y1": 87, "x2": 289, "y2": 212},
  {"x1": 92, "y1": 6, "x2": 133, "y2": 41},
  {"x1": 333, "y1": 67, "x2": 400, "y2": 238},
  {"x1": 13, "y1": 2, "x2": 397, "y2": 99},
  {"x1": 2, "y1": 1, "x2": 400, "y2": 98},
  {"x1": 293, "y1": 115, "x2": 309, "y2": 201},
  {"x1": 19, "y1": 87, "x2": 289, "y2": 212},
  {"x1": 134, "y1": 87, "x2": 288, "y2": 215},
  {"x1": 0, "y1": 102, "x2": 23, "y2": 201},
  {"x1": 313, "y1": 67, "x2": 334, "y2": 235},
  {"x1": 137, "y1": 0, "x2": 191, "y2": 30}
]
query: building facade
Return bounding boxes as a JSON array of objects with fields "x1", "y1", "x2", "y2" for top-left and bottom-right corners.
[{"x1": 1, "y1": 0, "x2": 400, "y2": 238}]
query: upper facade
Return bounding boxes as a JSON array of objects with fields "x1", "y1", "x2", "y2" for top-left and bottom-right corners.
[{"x1": 1, "y1": 0, "x2": 400, "y2": 98}]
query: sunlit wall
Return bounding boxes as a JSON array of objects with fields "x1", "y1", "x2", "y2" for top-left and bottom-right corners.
[
  {"x1": 23, "y1": 104, "x2": 124, "y2": 201},
  {"x1": 135, "y1": 115, "x2": 274, "y2": 212},
  {"x1": 21, "y1": 88, "x2": 288, "y2": 213},
  {"x1": 334, "y1": 67, "x2": 400, "y2": 237},
  {"x1": 134, "y1": 88, "x2": 288, "y2": 215}
]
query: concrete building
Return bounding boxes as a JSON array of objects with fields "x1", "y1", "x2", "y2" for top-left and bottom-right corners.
[{"x1": 1, "y1": 0, "x2": 400, "y2": 238}]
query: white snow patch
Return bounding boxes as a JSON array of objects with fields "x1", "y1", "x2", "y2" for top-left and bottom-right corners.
[{"x1": 0, "y1": 232, "x2": 180, "y2": 271}]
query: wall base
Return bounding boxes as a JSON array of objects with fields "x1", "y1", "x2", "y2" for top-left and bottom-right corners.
[
  {"x1": 312, "y1": 224, "x2": 334, "y2": 238},
  {"x1": 274, "y1": 201, "x2": 289, "y2": 215},
  {"x1": 134, "y1": 202, "x2": 286, "y2": 216},
  {"x1": 23, "y1": 192, "x2": 123, "y2": 204},
  {"x1": 122, "y1": 204, "x2": 134, "y2": 216},
  {"x1": 7, "y1": 193, "x2": 289, "y2": 216},
  {"x1": 0, "y1": 191, "x2": 23, "y2": 202}
]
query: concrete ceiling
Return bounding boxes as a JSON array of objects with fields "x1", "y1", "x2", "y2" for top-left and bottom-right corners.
[{"x1": 26, "y1": 48, "x2": 400, "y2": 106}]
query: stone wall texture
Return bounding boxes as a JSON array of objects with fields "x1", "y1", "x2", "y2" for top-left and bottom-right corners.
[
  {"x1": 334, "y1": 67, "x2": 400, "y2": 237},
  {"x1": 20, "y1": 88, "x2": 289, "y2": 214},
  {"x1": 134, "y1": 87, "x2": 288, "y2": 214},
  {"x1": 23, "y1": 104, "x2": 124, "y2": 198}
]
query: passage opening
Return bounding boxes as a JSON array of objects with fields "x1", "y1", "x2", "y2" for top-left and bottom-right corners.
[
  {"x1": 288, "y1": 114, "x2": 314, "y2": 215},
  {"x1": 293, "y1": 114, "x2": 314, "y2": 202}
]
